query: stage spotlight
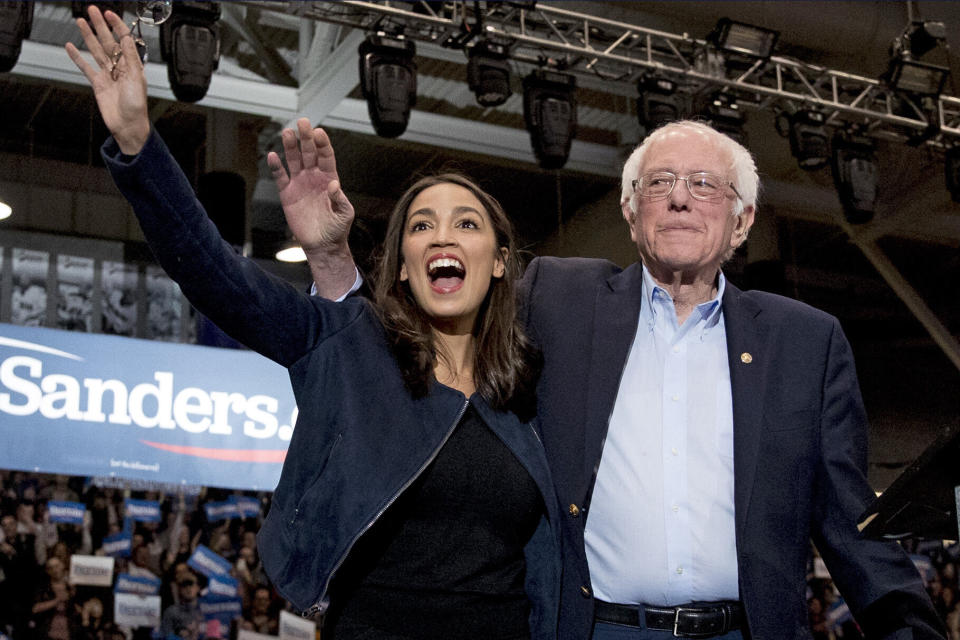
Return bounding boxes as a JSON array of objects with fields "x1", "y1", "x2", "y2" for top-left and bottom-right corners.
[
  {"x1": 886, "y1": 58, "x2": 949, "y2": 96},
  {"x1": 831, "y1": 132, "x2": 877, "y2": 224},
  {"x1": 886, "y1": 19, "x2": 950, "y2": 97},
  {"x1": 788, "y1": 110, "x2": 829, "y2": 170},
  {"x1": 522, "y1": 69, "x2": 577, "y2": 170},
  {"x1": 467, "y1": 40, "x2": 511, "y2": 107},
  {"x1": 0, "y1": 1, "x2": 33, "y2": 73},
  {"x1": 709, "y1": 18, "x2": 779, "y2": 60},
  {"x1": 159, "y1": 1, "x2": 221, "y2": 103},
  {"x1": 275, "y1": 242, "x2": 307, "y2": 263},
  {"x1": 637, "y1": 76, "x2": 681, "y2": 132},
  {"x1": 0, "y1": 197, "x2": 11, "y2": 221},
  {"x1": 946, "y1": 147, "x2": 960, "y2": 203},
  {"x1": 702, "y1": 94, "x2": 747, "y2": 146},
  {"x1": 358, "y1": 33, "x2": 417, "y2": 138},
  {"x1": 894, "y1": 20, "x2": 947, "y2": 60}
]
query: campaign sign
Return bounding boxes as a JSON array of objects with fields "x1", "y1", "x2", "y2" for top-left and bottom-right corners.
[
  {"x1": 204, "y1": 499, "x2": 238, "y2": 522},
  {"x1": 114, "y1": 592, "x2": 161, "y2": 628},
  {"x1": 69, "y1": 555, "x2": 115, "y2": 587},
  {"x1": 238, "y1": 630, "x2": 275, "y2": 640},
  {"x1": 207, "y1": 573, "x2": 239, "y2": 598},
  {"x1": 124, "y1": 498, "x2": 161, "y2": 523},
  {"x1": 232, "y1": 495, "x2": 261, "y2": 519},
  {"x1": 188, "y1": 544, "x2": 232, "y2": 577},
  {"x1": 826, "y1": 598, "x2": 853, "y2": 629},
  {"x1": 48, "y1": 501, "x2": 86, "y2": 525},
  {"x1": 115, "y1": 572, "x2": 162, "y2": 596},
  {"x1": 199, "y1": 594, "x2": 243, "y2": 624},
  {"x1": 102, "y1": 530, "x2": 132, "y2": 557},
  {"x1": 279, "y1": 610, "x2": 315, "y2": 640},
  {"x1": 0, "y1": 323, "x2": 295, "y2": 491}
]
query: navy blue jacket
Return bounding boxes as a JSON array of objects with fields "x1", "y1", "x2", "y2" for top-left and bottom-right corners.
[
  {"x1": 103, "y1": 131, "x2": 562, "y2": 638},
  {"x1": 519, "y1": 257, "x2": 942, "y2": 640}
]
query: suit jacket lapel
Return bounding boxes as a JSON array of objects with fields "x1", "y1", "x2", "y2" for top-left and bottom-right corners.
[
  {"x1": 722, "y1": 283, "x2": 770, "y2": 541},
  {"x1": 582, "y1": 262, "x2": 645, "y2": 500}
]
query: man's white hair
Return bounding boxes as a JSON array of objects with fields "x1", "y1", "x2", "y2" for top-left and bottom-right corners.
[{"x1": 620, "y1": 120, "x2": 759, "y2": 217}]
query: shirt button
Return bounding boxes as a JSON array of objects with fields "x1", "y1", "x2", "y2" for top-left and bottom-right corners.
[
  {"x1": 672, "y1": 505, "x2": 679, "y2": 512},
  {"x1": 568, "y1": 504, "x2": 580, "y2": 517},
  {"x1": 671, "y1": 448, "x2": 678, "y2": 456},
  {"x1": 671, "y1": 394, "x2": 679, "y2": 402},
  {"x1": 672, "y1": 345, "x2": 680, "y2": 353},
  {"x1": 676, "y1": 567, "x2": 684, "y2": 575}
]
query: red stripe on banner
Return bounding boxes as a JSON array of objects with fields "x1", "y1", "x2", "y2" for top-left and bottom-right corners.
[{"x1": 140, "y1": 441, "x2": 287, "y2": 463}]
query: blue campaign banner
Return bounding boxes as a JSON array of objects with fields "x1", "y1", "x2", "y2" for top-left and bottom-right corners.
[
  {"x1": 188, "y1": 544, "x2": 232, "y2": 577},
  {"x1": 124, "y1": 498, "x2": 161, "y2": 523},
  {"x1": 199, "y1": 594, "x2": 243, "y2": 625},
  {"x1": 232, "y1": 495, "x2": 261, "y2": 518},
  {"x1": 115, "y1": 572, "x2": 162, "y2": 595},
  {"x1": 207, "y1": 573, "x2": 239, "y2": 598},
  {"x1": 204, "y1": 499, "x2": 238, "y2": 522},
  {"x1": 48, "y1": 501, "x2": 86, "y2": 524},
  {"x1": 102, "y1": 531, "x2": 132, "y2": 557},
  {"x1": 0, "y1": 323, "x2": 296, "y2": 491}
]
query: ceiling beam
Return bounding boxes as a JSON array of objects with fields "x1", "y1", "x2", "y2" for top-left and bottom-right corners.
[{"x1": 219, "y1": 4, "x2": 297, "y2": 87}]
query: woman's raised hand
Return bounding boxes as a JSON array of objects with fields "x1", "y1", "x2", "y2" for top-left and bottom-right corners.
[
  {"x1": 65, "y1": 6, "x2": 150, "y2": 155},
  {"x1": 267, "y1": 118, "x2": 355, "y2": 256}
]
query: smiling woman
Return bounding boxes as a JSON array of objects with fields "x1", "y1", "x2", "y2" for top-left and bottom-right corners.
[
  {"x1": 66, "y1": 6, "x2": 558, "y2": 639},
  {"x1": 376, "y1": 174, "x2": 531, "y2": 404}
]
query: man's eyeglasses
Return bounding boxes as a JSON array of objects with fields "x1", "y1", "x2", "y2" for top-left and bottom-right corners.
[
  {"x1": 178, "y1": 580, "x2": 198, "y2": 588},
  {"x1": 632, "y1": 171, "x2": 742, "y2": 202}
]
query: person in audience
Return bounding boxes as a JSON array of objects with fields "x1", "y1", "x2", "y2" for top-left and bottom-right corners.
[
  {"x1": 160, "y1": 569, "x2": 204, "y2": 640},
  {"x1": 31, "y1": 556, "x2": 74, "y2": 640},
  {"x1": 241, "y1": 585, "x2": 279, "y2": 635}
]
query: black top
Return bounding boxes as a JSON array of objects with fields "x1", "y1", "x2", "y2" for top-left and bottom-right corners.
[{"x1": 324, "y1": 404, "x2": 543, "y2": 640}]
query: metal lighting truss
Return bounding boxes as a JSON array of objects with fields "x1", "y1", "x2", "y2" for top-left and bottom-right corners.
[{"x1": 250, "y1": 0, "x2": 960, "y2": 148}]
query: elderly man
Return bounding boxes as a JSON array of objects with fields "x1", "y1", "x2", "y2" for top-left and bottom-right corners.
[{"x1": 282, "y1": 118, "x2": 941, "y2": 639}]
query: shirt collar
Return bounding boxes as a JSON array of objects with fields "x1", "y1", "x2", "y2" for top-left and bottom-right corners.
[{"x1": 639, "y1": 264, "x2": 726, "y2": 332}]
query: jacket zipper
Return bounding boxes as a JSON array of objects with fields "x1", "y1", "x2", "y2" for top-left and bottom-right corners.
[{"x1": 302, "y1": 398, "x2": 470, "y2": 618}]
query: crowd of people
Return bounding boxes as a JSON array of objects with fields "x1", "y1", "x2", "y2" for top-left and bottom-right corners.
[
  {"x1": 807, "y1": 540, "x2": 960, "y2": 640},
  {"x1": 2, "y1": 469, "x2": 959, "y2": 639},
  {"x1": 0, "y1": 471, "x2": 286, "y2": 640}
]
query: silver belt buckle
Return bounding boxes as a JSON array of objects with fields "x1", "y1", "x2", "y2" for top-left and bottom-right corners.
[{"x1": 673, "y1": 606, "x2": 693, "y2": 637}]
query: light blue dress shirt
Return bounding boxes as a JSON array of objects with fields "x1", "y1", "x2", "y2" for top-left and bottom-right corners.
[{"x1": 584, "y1": 265, "x2": 739, "y2": 606}]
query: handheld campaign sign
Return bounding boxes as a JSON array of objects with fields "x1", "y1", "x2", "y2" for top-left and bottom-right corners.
[
  {"x1": 188, "y1": 544, "x2": 232, "y2": 577},
  {"x1": 69, "y1": 555, "x2": 114, "y2": 587},
  {"x1": 124, "y1": 498, "x2": 161, "y2": 523},
  {"x1": 48, "y1": 501, "x2": 86, "y2": 525},
  {"x1": 200, "y1": 594, "x2": 243, "y2": 624},
  {"x1": 114, "y1": 593, "x2": 161, "y2": 629},
  {"x1": 0, "y1": 323, "x2": 295, "y2": 491},
  {"x1": 207, "y1": 573, "x2": 239, "y2": 598},
  {"x1": 279, "y1": 610, "x2": 315, "y2": 640},
  {"x1": 102, "y1": 531, "x2": 132, "y2": 557},
  {"x1": 115, "y1": 573, "x2": 162, "y2": 596},
  {"x1": 204, "y1": 499, "x2": 239, "y2": 522},
  {"x1": 233, "y1": 495, "x2": 261, "y2": 518}
]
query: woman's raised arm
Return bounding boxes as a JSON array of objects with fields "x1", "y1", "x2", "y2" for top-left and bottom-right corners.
[
  {"x1": 269, "y1": 118, "x2": 359, "y2": 299},
  {"x1": 64, "y1": 6, "x2": 149, "y2": 155}
]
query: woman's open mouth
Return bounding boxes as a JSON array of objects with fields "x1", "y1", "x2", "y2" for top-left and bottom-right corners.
[{"x1": 427, "y1": 255, "x2": 465, "y2": 293}]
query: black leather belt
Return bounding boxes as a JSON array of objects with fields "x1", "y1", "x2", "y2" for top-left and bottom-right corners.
[{"x1": 594, "y1": 599, "x2": 743, "y2": 638}]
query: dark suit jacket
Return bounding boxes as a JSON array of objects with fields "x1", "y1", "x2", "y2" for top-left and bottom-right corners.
[{"x1": 519, "y1": 256, "x2": 943, "y2": 640}]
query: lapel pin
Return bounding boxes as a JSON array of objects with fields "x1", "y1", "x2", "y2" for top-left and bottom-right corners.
[{"x1": 740, "y1": 352, "x2": 753, "y2": 364}]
